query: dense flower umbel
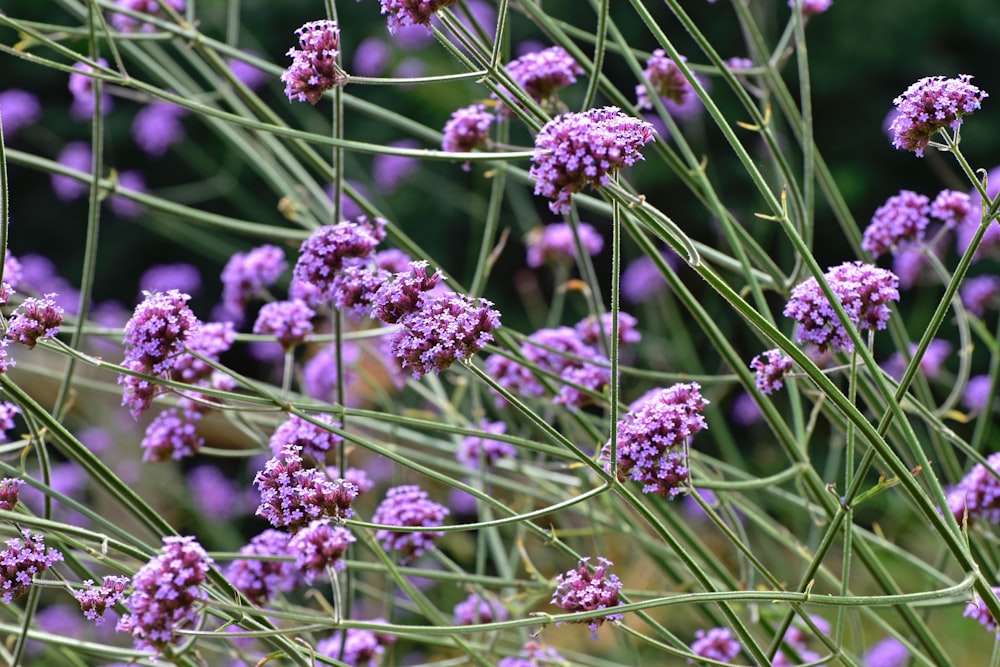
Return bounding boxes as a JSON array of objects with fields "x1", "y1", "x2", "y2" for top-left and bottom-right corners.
[
  {"x1": 457, "y1": 420, "x2": 517, "y2": 468},
  {"x1": 287, "y1": 520, "x2": 356, "y2": 584},
  {"x1": 0, "y1": 89, "x2": 41, "y2": 137},
  {"x1": 371, "y1": 260, "x2": 443, "y2": 324},
  {"x1": 637, "y1": 50, "x2": 693, "y2": 110},
  {"x1": 317, "y1": 628, "x2": 385, "y2": 667},
  {"x1": 525, "y1": 222, "x2": 604, "y2": 267},
  {"x1": 946, "y1": 452, "x2": 1000, "y2": 526},
  {"x1": 331, "y1": 262, "x2": 391, "y2": 321},
  {"x1": 269, "y1": 413, "x2": 343, "y2": 461},
  {"x1": 118, "y1": 536, "x2": 212, "y2": 652},
  {"x1": 75, "y1": 575, "x2": 130, "y2": 625},
  {"x1": 110, "y1": 0, "x2": 185, "y2": 33},
  {"x1": 372, "y1": 485, "x2": 449, "y2": 561},
  {"x1": 691, "y1": 627, "x2": 742, "y2": 662},
  {"x1": 889, "y1": 75, "x2": 987, "y2": 156},
  {"x1": 862, "y1": 190, "x2": 931, "y2": 258},
  {"x1": 290, "y1": 221, "x2": 382, "y2": 306},
  {"x1": 530, "y1": 107, "x2": 655, "y2": 214},
  {"x1": 442, "y1": 105, "x2": 494, "y2": 167},
  {"x1": 378, "y1": 0, "x2": 459, "y2": 33},
  {"x1": 6, "y1": 294, "x2": 64, "y2": 349},
  {"x1": 225, "y1": 529, "x2": 296, "y2": 605},
  {"x1": 282, "y1": 20, "x2": 344, "y2": 105},
  {"x1": 603, "y1": 382, "x2": 708, "y2": 497},
  {"x1": 551, "y1": 557, "x2": 623, "y2": 638},
  {"x1": 750, "y1": 348, "x2": 794, "y2": 395},
  {"x1": 575, "y1": 311, "x2": 642, "y2": 347},
  {"x1": 964, "y1": 587, "x2": 1000, "y2": 635},
  {"x1": 132, "y1": 102, "x2": 187, "y2": 157},
  {"x1": 255, "y1": 443, "x2": 358, "y2": 530},
  {"x1": 0, "y1": 531, "x2": 63, "y2": 603},
  {"x1": 961, "y1": 275, "x2": 1000, "y2": 316},
  {"x1": 123, "y1": 290, "x2": 200, "y2": 377},
  {"x1": 253, "y1": 299, "x2": 315, "y2": 350},
  {"x1": 454, "y1": 593, "x2": 509, "y2": 625},
  {"x1": 68, "y1": 60, "x2": 113, "y2": 119},
  {"x1": 495, "y1": 46, "x2": 583, "y2": 116},
  {"x1": 220, "y1": 244, "x2": 287, "y2": 320},
  {"x1": 783, "y1": 262, "x2": 900, "y2": 353},
  {"x1": 930, "y1": 189, "x2": 973, "y2": 228},
  {"x1": 863, "y1": 636, "x2": 910, "y2": 667},
  {"x1": 0, "y1": 477, "x2": 24, "y2": 511},
  {"x1": 141, "y1": 408, "x2": 203, "y2": 462}
]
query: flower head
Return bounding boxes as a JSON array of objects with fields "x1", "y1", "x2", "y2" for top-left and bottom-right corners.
[
  {"x1": 372, "y1": 485, "x2": 449, "y2": 561},
  {"x1": 691, "y1": 627, "x2": 742, "y2": 663},
  {"x1": 288, "y1": 520, "x2": 356, "y2": 583},
  {"x1": 637, "y1": 50, "x2": 693, "y2": 110},
  {"x1": 282, "y1": 20, "x2": 345, "y2": 104},
  {"x1": 225, "y1": 529, "x2": 296, "y2": 605},
  {"x1": 0, "y1": 477, "x2": 24, "y2": 511},
  {"x1": 964, "y1": 587, "x2": 1000, "y2": 636},
  {"x1": 495, "y1": 46, "x2": 583, "y2": 116},
  {"x1": 863, "y1": 636, "x2": 909, "y2": 667},
  {"x1": 530, "y1": 107, "x2": 655, "y2": 214},
  {"x1": 946, "y1": 452, "x2": 1000, "y2": 526},
  {"x1": 889, "y1": 75, "x2": 987, "y2": 156},
  {"x1": 111, "y1": 0, "x2": 186, "y2": 33},
  {"x1": 457, "y1": 420, "x2": 517, "y2": 469},
  {"x1": 498, "y1": 641, "x2": 566, "y2": 667},
  {"x1": 254, "y1": 443, "x2": 358, "y2": 530},
  {"x1": 862, "y1": 190, "x2": 930, "y2": 257},
  {"x1": 525, "y1": 222, "x2": 604, "y2": 267},
  {"x1": 220, "y1": 244, "x2": 287, "y2": 320},
  {"x1": 750, "y1": 349, "x2": 793, "y2": 395},
  {"x1": 68, "y1": 59, "x2": 113, "y2": 119},
  {"x1": 141, "y1": 408, "x2": 203, "y2": 462},
  {"x1": 371, "y1": 260, "x2": 442, "y2": 324},
  {"x1": 0, "y1": 531, "x2": 63, "y2": 603},
  {"x1": 290, "y1": 222, "x2": 382, "y2": 307},
  {"x1": 269, "y1": 413, "x2": 342, "y2": 461},
  {"x1": 123, "y1": 289, "x2": 200, "y2": 377},
  {"x1": 331, "y1": 262, "x2": 391, "y2": 321},
  {"x1": 7, "y1": 294, "x2": 64, "y2": 348},
  {"x1": 962, "y1": 275, "x2": 1000, "y2": 316},
  {"x1": 442, "y1": 105, "x2": 494, "y2": 167},
  {"x1": 930, "y1": 189, "x2": 973, "y2": 228},
  {"x1": 789, "y1": 0, "x2": 832, "y2": 17},
  {"x1": 132, "y1": 102, "x2": 187, "y2": 157},
  {"x1": 575, "y1": 311, "x2": 641, "y2": 347},
  {"x1": 52, "y1": 142, "x2": 92, "y2": 201},
  {"x1": 378, "y1": 0, "x2": 459, "y2": 34},
  {"x1": 454, "y1": 593, "x2": 509, "y2": 625},
  {"x1": 551, "y1": 557, "x2": 623, "y2": 638},
  {"x1": 0, "y1": 89, "x2": 41, "y2": 136},
  {"x1": 317, "y1": 628, "x2": 386, "y2": 667},
  {"x1": 75, "y1": 575, "x2": 130, "y2": 625},
  {"x1": 253, "y1": 299, "x2": 315, "y2": 350}
]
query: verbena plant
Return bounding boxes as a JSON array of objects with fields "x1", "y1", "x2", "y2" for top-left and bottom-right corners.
[{"x1": 0, "y1": 1, "x2": 997, "y2": 665}]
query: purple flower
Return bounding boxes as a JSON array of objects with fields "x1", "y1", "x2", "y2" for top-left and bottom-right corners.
[
  {"x1": 454, "y1": 593, "x2": 508, "y2": 625},
  {"x1": 372, "y1": 485, "x2": 449, "y2": 561},
  {"x1": 317, "y1": 629, "x2": 385, "y2": 667},
  {"x1": 442, "y1": 104, "x2": 494, "y2": 169},
  {"x1": 68, "y1": 59, "x2": 113, "y2": 119},
  {"x1": 602, "y1": 382, "x2": 708, "y2": 497},
  {"x1": 725, "y1": 57, "x2": 755, "y2": 71},
  {"x1": 0, "y1": 89, "x2": 41, "y2": 136},
  {"x1": 220, "y1": 244, "x2": 287, "y2": 320},
  {"x1": 302, "y1": 341, "x2": 361, "y2": 404},
  {"x1": 52, "y1": 142, "x2": 92, "y2": 201},
  {"x1": 187, "y1": 465, "x2": 251, "y2": 522},
  {"x1": 122, "y1": 289, "x2": 199, "y2": 377},
  {"x1": 575, "y1": 311, "x2": 641, "y2": 347},
  {"x1": 253, "y1": 300, "x2": 315, "y2": 350},
  {"x1": 141, "y1": 407, "x2": 203, "y2": 462},
  {"x1": 171, "y1": 320, "x2": 236, "y2": 386},
  {"x1": 117, "y1": 536, "x2": 211, "y2": 652},
  {"x1": 530, "y1": 107, "x2": 655, "y2": 214},
  {"x1": 789, "y1": 0, "x2": 832, "y2": 16},
  {"x1": 498, "y1": 640, "x2": 566, "y2": 667},
  {"x1": 621, "y1": 250, "x2": 677, "y2": 302},
  {"x1": 457, "y1": 420, "x2": 516, "y2": 469},
  {"x1": 109, "y1": 169, "x2": 148, "y2": 219},
  {"x1": 282, "y1": 20, "x2": 345, "y2": 105},
  {"x1": 7, "y1": 294, "x2": 64, "y2": 348},
  {"x1": 691, "y1": 627, "x2": 741, "y2": 662},
  {"x1": 962, "y1": 275, "x2": 1000, "y2": 316},
  {"x1": 783, "y1": 262, "x2": 900, "y2": 353},
  {"x1": 964, "y1": 587, "x2": 1000, "y2": 635},
  {"x1": 225, "y1": 529, "x2": 296, "y2": 605},
  {"x1": 331, "y1": 262, "x2": 391, "y2": 321},
  {"x1": 290, "y1": 222, "x2": 382, "y2": 307},
  {"x1": 75, "y1": 575, "x2": 130, "y2": 625},
  {"x1": 139, "y1": 263, "x2": 201, "y2": 297},
  {"x1": 0, "y1": 402, "x2": 18, "y2": 442},
  {"x1": 0, "y1": 477, "x2": 24, "y2": 511},
  {"x1": 882, "y1": 339, "x2": 952, "y2": 382},
  {"x1": 228, "y1": 54, "x2": 269, "y2": 90},
  {"x1": 353, "y1": 37, "x2": 391, "y2": 77},
  {"x1": 862, "y1": 190, "x2": 931, "y2": 257},
  {"x1": 110, "y1": 0, "x2": 186, "y2": 33},
  {"x1": 327, "y1": 466, "x2": 375, "y2": 496},
  {"x1": 373, "y1": 139, "x2": 420, "y2": 192},
  {"x1": 889, "y1": 75, "x2": 987, "y2": 156},
  {"x1": 892, "y1": 247, "x2": 935, "y2": 290},
  {"x1": 637, "y1": 50, "x2": 693, "y2": 110},
  {"x1": 388, "y1": 292, "x2": 500, "y2": 378},
  {"x1": 132, "y1": 102, "x2": 187, "y2": 157},
  {"x1": 377, "y1": 0, "x2": 459, "y2": 34},
  {"x1": 551, "y1": 557, "x2": 623, "y2": 638},
  {"x1": 947, "y1": 452, "x2": 1000, "y2": 526},
  {"x1": 730, "y1": 391, "x2": 762, "y2": 426},
  {"x1": 288, "y1": 520, "x2": 356, "y2": 583},
  {"x1": 0, "y1": 531, "x2": 63, "y2": 603},
  {"x1": 269, "y1": 413, "x2": 342, "y2": 462},
  {"x1": 525, "y1": 222, "x2": 604, "y2": 267},
  {"x1": 371, "y1": 260, "x2": 442, "y2": 324},
  {"x1": 931, "y1": 189, "x2": 973, "y2": 228},
  {"x1": 957, "y1": 210, "x2": 1000, "y2": 261},
  {"x1": 486, "y1": 326, "x2": 599, "y2": 402},
  {"x1": 863, "y1": 636, "x2": 909, "y2": 667},
  {"x1": 964, "y1": 374, "x2": 994, "y2": 413},
  {"x1": 495, "y1": 46, "x2": 583, "y2": 116},
  {"x1": 254, "y1": 443, "x2": 358, "y2": 530},
  {"x1": 750, "y1": 348, "x2": 793, "y2": 395}
]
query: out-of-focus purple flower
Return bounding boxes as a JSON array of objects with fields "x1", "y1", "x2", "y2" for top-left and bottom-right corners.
[
  {"x1": 52, "y1": 142, "x2": 92, "y2": 201},
  {"x1": 138, "y1": 263, "x2": 201, "y2": 298},
  {"x1": 783, "y1": 262, "x2": 900, "y2": 353},
  {"x1": 17, "y1": 256, "x2": 79, "y2": 314},
  {"x1": 141, "y1": 407, "x2": 203, "y2": 462},
  {"x1": 117, "y1": 536, "x2": 211, "y2": 651},
  {"x1": 525, "y1": 222, "x2": 604, "y2": 268},
  {"x1": 862, "y1": 190, "x2": 931, "y2": 258},
  {"x1": 889, "y1": 75, "x2": 987, "y2": 157},
  {"x1": 498, "y1": 640, "x2": 566, "y2": 667},
  {"x1": 132, "y1": 102, "x2": 187, "y2": 158},
  {"x1": 892, "y1": 247, "x2": 936, "y2": 290},
  {"x1": 288, "y1": 520, "x2": 355, "y2": 583},
  {"x1": 863, "y1": 636, "x2": 909, "y2": 667},
  {"x1": 0, "y1": 477, "x2": 24, "y2": 511},
  {"x1": 373, "y1": 139, "x2": 420, "y2": 192},
  {"x1": 494, "y1": 46, "x2": 583, "y2": 116},
  {"x1": 551, "y1": 557, "x2": 623, "y2": 638},
  {"x1": 931, "y1": 189, "x2": 973, "y2": 228},
  {"x1": 353, "y1": 37, "x2": 392, "y2": 77},
  {"x1": 392, "y1": 56, "x2": 426, "y2": 82},
  {"x1": 789, "y1": 0, "x2": 832, "y2": 17},
  {"x1": 964, "y1": 587, "x2": 1000, "y2": 635},
  {"x1": 68, "y1": 59, "x2": 113, "y2": 119},
  {"x1": 220, "y1": 244, "x2": 287, "y2": 320},
  {"x1": 0, "y1": 402, "x2": 19, "y2": 442},
  {"x1": 731, "y1": 391, "x2": 762, "y2": 426},
  {"x1": 376, "y1": 249, "x2": 414, "y2": 274},
  {"x1": 442, "y1": 104, "x2": 494, "y2": 169},
  {"x1": 225, "y1": 529, "x2": 296, "y2": 605},
  {"x1": 110, "y1": 0, "x2": 185, "y2": 33},
  {"x1": 254, "y1": 443, "x2": 358, "y2": 530},
  {"x1": 290, "y1": 221, "x2": 382, "y2": 307},
  {"x1": 725, "y1": 57, "x2": 755, "y2": 71},
  {"x1": 575, "y1": 311, "x2": 641, "y2": 347},
  {"x1": 371, "y1": 260, "x2": 442, "y2": 324},
  {"x1": 961, "y1": 275, "x2": 1000, "y2": 316},
  {"x1": 691, "y1": 627, "x2": 741, "y2": 662},
  {"x1": 75, "y1": 575, "x2": 130, "y2": 625},
  {"x1": 530, "y1": 107, "x2": 655, "y2": 214},
  {"x1": 328, "y1": 180, "x2": 369, "y2": 220},
  {"x1": 0, "y1": 531, "x2": 63, "y2": 603},
  {"x1": 253, "y1": 300, "x2": 315, "y2": 350},
  {"x1": 750, "y1": 348, "x2": 793, "y2": 395},
  {"x1": 187, "y1": 465, "x2": 251, "y2": 522},
  {"x1": 317, "y1": 628, "x2": 385, "y2": 666},
  {"x1": 0, "y1": 90, "x2": 41, "y2": 136},
  {"x1": 0, "y1": 340, "x2": 14, "y2": 375},
  {"x1": 621, "y1": 250, "x2": 677, "y2": 302},
  {"x1": 3, "y1": 254, "x2": 22, "y2": 291},
  {"x1": 388, "y1": 292, "x2": 500, "y2": 378},
  {"x1": 282, "y1": 20, "x2": 345, "y2": 105},
  {"x1": 108, "y1": 170, "x2": 148, "y2": 218},
  {"x1": 883, "y1": 339, "x2": 952, "y2": 382},
  {"x1": 457, "y1": 420, "x2": 516, "y2": 469},
  {"x1": 170, "y1": 321, "x2": 235, "y2": 388},
  {"x1": 7, "y1": 294, "x2": 63, "y2": 349},
  {"x1": 372, "y1": 485, "x2": 449, "y2": 561},
  {"x1": 269, "y1": 412, "x2": 342, "y2": 462},
  {"x1": 486, "y1": 326, "x2": 602, "y2": 404},
  {"x1": 957, "y1": 212, "x2": 1000, "y2": 261},
  {"x1": 378, "y1": 0, "x2": 458, "y2": 33},
  {"x1": 601, "y1": 382, "x2": 708, "y2": 498},
  {"x1": 302, "y1": 341, "x2": 361, "y2": 404},
  {"x1": 228, "y1": 54, "x2": 269, "y2": 91},
  {"x1": 454, "y1": 593, "x2": 508, "y2": 625},
  {"x1": 637, "y1": 50, "x2": 692, "y2": 110},
  {"x1": 946, "y1": 452, "x2": 1000, "y2": 526}
]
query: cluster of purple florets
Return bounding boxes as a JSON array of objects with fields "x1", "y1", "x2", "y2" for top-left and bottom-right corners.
[
  {"x1": 282, "y1": 20, "x2": 345, "y2": 105},
  {"x1": 750, "y1": 348, "x2": 794, "y2": 394},
  {"x1": 530, "y1": 106, "x2": 656, "y2": 214},
  {"x1": 0, "y1": 477, "x2": 24, "y2": 511},
  {"x1": 441, "y1": 105, "x2": 495, "y2": 162},
  {"x1": 254, "y1": 443, "x2": 359, "y2": 530},
  {"x1": 550, "y1": 557, "x2": 623, "y2": 638},
  {"x1": 370, "y1": 260, "x2": 443, "y2": 324},
  {"x1": 889, "y1": 74, "x2": 987, "y2": 156},
  {"x1": 690, "y1": 627, "x2": 742, "y2": 662},
  {"x1": 457, "y1": 419, "x2": 517, "y2": 469},
  {"x1": 454, "y1": 592, "x2": 509, "y2": 625},
  {"x1": 253, "y1": 299, "x2": 315, "y2": 350},
  {"x1": 497, "y1": 641, "x2": 566, "y2": 667},
  {"x1": 290, "y1": 219, "x2": 385, "y2": 307},
  {"x1": 496, "y1": 46, "x2": 584, "y2": 116},
  {"x1": 6, "y1": 294, "x2": 63, "y2": 349},
  {"x1": 965, "y1": 588, "x2": 1000, "y2": 636},
  {"x1": 220, "y1": 244, "x2": 287, "y2": 321},
  {"x1": 317, "y1": 628, "x2": 391, "y2": 667},
  {"x1": 525, "y1": 222, "x2": 604, "y2": 268},
  {"x1": 269, "y1": 412, "x2": 343, "y2": 461},
  {"x1": 637, "y1": 50, "x2": 692, "y2": 110},
  {"x1": 0, "y1": 531, "x2": 63, "y2": 603},
  {"x1": 110, "y1": 0, "x2": 186, "y2": 33},
  {"x1": 378, "y1": 0, "x2": 458, "y2": 33},
  {"x1": 372, "y1": 485, "x2": 449, "y2": 561},
  {"x1": 140, "y1": 407, "x2": 204, "y2": 462},
  {"x1": 862, "y1": 190, "x2": 930, "y2": 258},
  {"x1": 946, "y1": 452, "x2": 1000, "y2": 527},
  {"x1": 225, "y1": 529, "x2": 296, "y2": 605},
  {"x1": 288, "y1": 519, "x2": 356, "y2": 583},
  {"x1": 75, "y1": 575, "x2": 130, "y2": 625}
]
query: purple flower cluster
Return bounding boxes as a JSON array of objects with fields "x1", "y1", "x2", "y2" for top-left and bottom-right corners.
[
  {"x1": 750, "y1": 348, "x2": 794, "y2": 395},
  {"x1": 317, "y1": 628, "x2": 386, "y2": 667},
  {"x1": 117, "y1": 536, "x2": 212, "y2": 652},
  {"x1": 496, "y1": 46, "x2": 583, "y2": 115},
  {"x1": 110, "y1": 0, "x2": 185, "y2": 33},
  {"x1": 863, "y1": 636, "x2": 909, "y2": 667},
  {"x1": 789, "y1": 0, "x2": 832, "y2": 17},
  {"x1": 75, "y1": 575, "x2": 130, "y2": 625},
  {"x1": 220, "y1": 244, "x2": 287, "y2": 320},
  {"x1": 372, "y1": 485, "x2": 449, "y2": 561},
  {"x1": 282, "y1": 20, "x2": 345, "y2": 105},
  {"x1": 783, "y1": 262, "x2": 900, "y2": 353},
  {"x1": 0, "y1": 531, "x2": 62, "y2": 603},
  {"x1": 225, "y1": 529, "x2": 296, "y2": 605},
  {"x1": 525, "y1": 222, "x2": 604, "y2": 267},
  {"x1": 68, "y1": 60, "x2": 112, "y2": 119},
  {"x1": 931, "y1": 189, "x2": 973, "y2": 228},
  {"x1": 603, "y1": 382, "x2": 708, "y2": 497},
  {"x1": 637, "y1": 50, "x2": 692, "y2": 110},
  {"x1": 442, "y1": 104, "x2": 494, "y2": 164},
  {"x1": 964, "y1": 588, "x2": 1000, "y2": 636},
  {"x1": 0, "y1": 89, "x2": 41, "y2": 136},
  {"x1": 302, "y1": 341, "x2": 361, "y2": 404},
  {"x1": 962, "y1": 275, "x2": 1000, "y2": 316},
  {"x1": 171, "y1": 321, "x2": 236, "y2": 388},
  {"x1": 254, "y1": 443, "x2": 358, "y2": 530},
  {"x1": 331, "y1": 263, "x2": 392, "y2": 321},
  {"x1": 141, "y1": 407, "x2": 203, "y2": 462},
  {"x1": 691, "y1": 627, "x2": 742, "y2": 662},
  {"x1": 290, "y1": 221, "x2": 383, "y2": 307},
  {"x1": 0, "y1": 402, "x2": 18, "y2": 442},
  {"x1": 253, "y1": 299, "x2": 315, "y2": 350},
  {"x1": 454, "y1": 593, "x2": 509, "y2": 625},
  {"x1": 371, "y1": 260, "x2": 442, "y2": 324},
  {"x1": 883, "y1": 339, "x2": 952, "y2": 383},
  {"x1": 52, "y1": 142, "x2": 92, "y2": 201},
  {"x1": 288, "y1": 520, "x2": 355, "y2": 584},
  {"x1": 946, "y1": 452, "x2": 1000, "y2": 526},
  {"x1": 6, "y1": 294, "x2": 64, "y2": 349},
  {"x1": 377, "y1": 0, "x2": 459, "y2": 34},
  {"x1": 0, "y1": 477, "x2": 24, "y2": 511},
  {"x1": 457, "y1": 420, "x2": 517, "y2": 469},
  {"x1": 862, "y1": 190, "x2": 930, "y2": 257},
  {"x1": 530, "y1": 107, "x2": 655, "y2": 214},
  {"x1": 132, "y1": 102, "x2": 188, "y2": 158},
  {"x1": 575, "y1": 311, "x2": 642, "y2": 347},
  {"x1": 889, "y1": 75, "x2": 988, "y2": 156},
  {"x1": 497, "y1": 641, "x2": 566, "y2": 667},
  {"x1": 269, "y1": 413, "x2": 343, "y2": 461},
  {"x1": 551, "y1": 557, "x2": 623, "y2": 638}
]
